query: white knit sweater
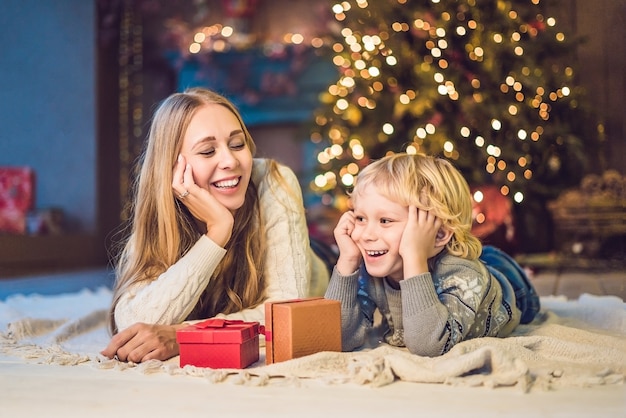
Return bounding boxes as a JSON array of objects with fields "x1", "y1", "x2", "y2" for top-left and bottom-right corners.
[{"x1": 114, "y1": 159, "x2": 329, "y2": 331}]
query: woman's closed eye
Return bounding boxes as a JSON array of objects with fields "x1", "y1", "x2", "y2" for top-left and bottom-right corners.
[
  {"x1": 199, "y1": 147, "x2": 215, "y2": 157},
  {"x1": 229, "y1": 142, "x2": 246, "y2": 151}
]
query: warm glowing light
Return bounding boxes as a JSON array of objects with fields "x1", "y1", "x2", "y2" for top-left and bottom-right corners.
[
  {"x1": 189, "y1": 43, "x2": 201, "y2": 54},
  {"x1": 336, "y1": 99, "x2": 349, "y2": 110},
  {"x1": 406, "y1": 144, "x2": 418, "y2": 154},
  {"x1": 315, "y1": 174, "x2": 327, "y2": 188},
  {"x1": 221, "y1": 26, "x2": 234, "y2": 37},
  {"x1": 332, "y1": 3, "x2": 344, "y2": 14},
  {"x1": 341, "y1": 173, "x2": 355, "y2": 187},
  {"x1": 291, "y1": 33, "x2": 304, "y2": 44},
  {"x1": 317, "y1": 151, "x2": 330, "y2": 164}
]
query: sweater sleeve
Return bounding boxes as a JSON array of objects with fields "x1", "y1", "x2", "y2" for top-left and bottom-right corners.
[
  {"x1": 400, "y1": 259, "x2": 491, "y2": 357},
  {"x1": 114, "y1": 235, "x2": 226, "y2": 331},
  {"x1": 324, "y1": 266, "x2": 371, "y2": 351}
]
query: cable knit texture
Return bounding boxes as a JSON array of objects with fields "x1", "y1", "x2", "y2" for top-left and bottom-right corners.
[{"x1": 114, "y1": 159, "x2": 329, "y2": 331}]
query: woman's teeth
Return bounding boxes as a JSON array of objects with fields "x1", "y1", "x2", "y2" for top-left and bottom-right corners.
[{"x1": 213, "y1": 178, "x2": 239, "y2": 188}]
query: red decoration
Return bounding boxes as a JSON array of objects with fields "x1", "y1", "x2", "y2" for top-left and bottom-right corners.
[
  {"x1": 471, "y1": 185, "x2": 516, "y2": 253},
  {"x1": 0, "y1": 167, "x2": 35, "y2": 234}
]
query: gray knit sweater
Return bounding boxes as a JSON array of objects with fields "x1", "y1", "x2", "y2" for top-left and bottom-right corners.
[{"x1": 324, "y1": 251, "x2": 521, "y2": 357}]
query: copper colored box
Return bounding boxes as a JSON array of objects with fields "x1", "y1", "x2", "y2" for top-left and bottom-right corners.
[
  {"x1": 264, "y1": 297, "x2": 342, "y2": 364},
  {"x1": 176, "y1": 319, "x2": 260, "y2": 369}
]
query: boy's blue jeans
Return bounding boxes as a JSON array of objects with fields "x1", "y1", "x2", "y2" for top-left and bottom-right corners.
[{"x1": 480, "y1": 245, "x2": 541, "y2": 324}]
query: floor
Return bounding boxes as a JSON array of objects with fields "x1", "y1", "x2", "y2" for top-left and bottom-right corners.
[
  {"x1": 529, "y1": 268, "x2": 626, "y2": 301},
  {"x1": 0, "y1": 263, "x2": 624, "y2": 417}
]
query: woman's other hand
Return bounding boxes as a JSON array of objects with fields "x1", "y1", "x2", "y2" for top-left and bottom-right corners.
[{"x1": 100, "y1": 323, "x2": 185, "y2": 363}]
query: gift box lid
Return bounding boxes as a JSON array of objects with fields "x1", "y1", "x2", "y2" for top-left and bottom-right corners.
[{"x1": 176, "y1": 319, "x2": 259, "y2": 344}]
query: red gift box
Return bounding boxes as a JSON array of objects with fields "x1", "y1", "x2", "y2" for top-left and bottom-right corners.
[
  {"x1": 176, "y1": 319, "x2": 260, "y2": 369},
  {"x1": 0, "y1": 166, "x2": 35, "y2": 234}
]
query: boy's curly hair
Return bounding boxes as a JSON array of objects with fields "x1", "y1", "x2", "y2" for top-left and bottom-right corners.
[{"x1": 351, "y1": 152, "x2": 482, "y2": 259}]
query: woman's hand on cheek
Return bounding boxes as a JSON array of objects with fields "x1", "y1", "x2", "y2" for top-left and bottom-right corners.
[
  {"x1": 334, "y1": 211, "x2": 362, "y2": 275},
  {"x1": 172, "y1": 155, "x2": 234, "y2": 246}
]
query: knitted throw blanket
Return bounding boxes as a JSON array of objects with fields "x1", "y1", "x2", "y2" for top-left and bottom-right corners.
[{"x1": 1, "y1": 288, "x2": 624, "y2": 392}]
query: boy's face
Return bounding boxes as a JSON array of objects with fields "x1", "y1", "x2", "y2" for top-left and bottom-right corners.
[{"x1": 351, "y1": 184, "x2": 407, "y2": 281}]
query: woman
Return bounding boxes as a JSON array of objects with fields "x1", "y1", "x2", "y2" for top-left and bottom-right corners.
[{"x1": 101, "y1": 88, "x2": 329, "y2": 362}]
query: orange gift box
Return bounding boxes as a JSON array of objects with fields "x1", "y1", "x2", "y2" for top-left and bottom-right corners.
[
  {"x1": 264, "y1": 297, "x2": 342, "y2": 364},
  {"x1": 176, "y1": 319, "x2": 260, "y2": 369}
]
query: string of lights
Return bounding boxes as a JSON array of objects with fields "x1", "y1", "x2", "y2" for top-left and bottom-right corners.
[{"x1": 309, "y1": 0, "x2": 601, "y2": 214}]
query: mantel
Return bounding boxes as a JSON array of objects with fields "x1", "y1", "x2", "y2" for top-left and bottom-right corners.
[{"x1": 167, "y1": 45, "x2": 337, "y2": 126}]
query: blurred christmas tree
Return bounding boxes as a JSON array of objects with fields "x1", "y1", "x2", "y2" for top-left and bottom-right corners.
[{"x1": 308, "y1": 0, "x2": 604, "y2": 253}]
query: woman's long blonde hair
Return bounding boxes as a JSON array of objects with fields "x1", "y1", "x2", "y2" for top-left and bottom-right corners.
[
  {"x1": 352, "y1": 152, "x2": 482, "y2": 259},
  {"x1": 108, "y1": 88, "x2": 277, "y2": 334}
]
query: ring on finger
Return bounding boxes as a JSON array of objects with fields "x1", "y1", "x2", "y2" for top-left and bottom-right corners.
[{"x1": 179, "y1": 190, "x2": 190, "y2": 199}]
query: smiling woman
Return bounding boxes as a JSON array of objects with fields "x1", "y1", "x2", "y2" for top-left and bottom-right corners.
[{"x1": 100, "y1": 88, "x2": 329, "y2": 363}]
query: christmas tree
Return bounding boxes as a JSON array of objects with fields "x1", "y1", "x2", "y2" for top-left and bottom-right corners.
[{"x1": 308, "y1": 0, "x2": 603, "y2": 252}]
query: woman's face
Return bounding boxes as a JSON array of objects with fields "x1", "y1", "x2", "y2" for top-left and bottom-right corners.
[{"x1": 180, "y1": 103, "x2": 253, "y2": 213}]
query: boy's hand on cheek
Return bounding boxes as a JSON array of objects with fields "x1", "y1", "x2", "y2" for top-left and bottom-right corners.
[
  {"x1": 334, "y1": 211, "x2": 361, "y2": 275},
  {"x1": 400, "y1": 207, "x2": 439, "y2": 277}
]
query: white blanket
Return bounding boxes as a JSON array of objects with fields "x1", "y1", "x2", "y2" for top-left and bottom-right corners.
[{"x1": 1, "y1": 287, "x2": 625, "y2": 392}]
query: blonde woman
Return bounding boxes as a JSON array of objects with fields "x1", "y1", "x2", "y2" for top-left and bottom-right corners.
[
  {"x1": 325, "y1": 153, "x2": 539, "y2": 357},
  {"x1": 101, "y1": 88, "x2": 328, "y2": 362}
]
